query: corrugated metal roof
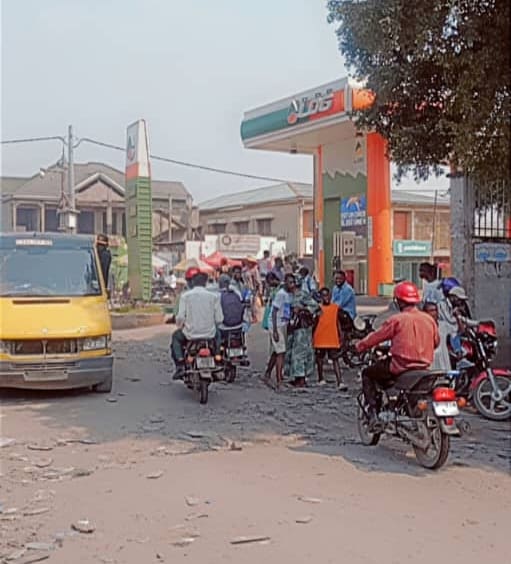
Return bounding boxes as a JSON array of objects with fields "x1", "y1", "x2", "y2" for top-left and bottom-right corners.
[
  {"x1": 200, "y1": 182, "x2": 312, "y2": 210},
  {"x1": 199, "y1": 184, "x2": 449, "y2": 211},
  {"x1": 1, "y1": 162, "x2": 190, "y2": 201},
  {"x1": 391, "y1": 190, "x2": 450, "y2": 205},
  {"x1": 0, "y1": 176, "x2": 32, "y2": 195}
]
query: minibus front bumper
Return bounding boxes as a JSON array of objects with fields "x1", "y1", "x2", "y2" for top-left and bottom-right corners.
[{"x1": 0, "y1": 355, "x2": 113, "y2": 390}]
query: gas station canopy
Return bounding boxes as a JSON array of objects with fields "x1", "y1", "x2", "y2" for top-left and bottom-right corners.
[{"x1": 240, "y1": 78, "x2": 392, "y2": 295}]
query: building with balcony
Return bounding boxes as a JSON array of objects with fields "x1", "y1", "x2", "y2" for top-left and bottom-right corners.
[{"x1": 0, "y1": 162, "x2": 195, "y2": 249}]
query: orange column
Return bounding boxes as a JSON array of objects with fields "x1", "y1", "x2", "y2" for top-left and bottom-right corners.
[
  {"x1": 366, "y1": 132, "x2": 393, "y2": 296},
  {"x1": 314, "y1": 146, "x2": 325, "y2": 286}
]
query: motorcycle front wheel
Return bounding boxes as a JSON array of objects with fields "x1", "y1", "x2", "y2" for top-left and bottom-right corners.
[
  {"x1": 357, "y1": 399, "x2": 381, "y2": 446},
  {"x1": 473, "y1": 375, "x2": 511, "y2": 421},
  {"x1": 413, "y1": 417, "x2": 450, "y2": 470}
]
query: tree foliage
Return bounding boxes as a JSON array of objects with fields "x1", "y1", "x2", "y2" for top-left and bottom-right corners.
[{"x1": 327, "y1": 0, "x2": 511, "y2": 187}]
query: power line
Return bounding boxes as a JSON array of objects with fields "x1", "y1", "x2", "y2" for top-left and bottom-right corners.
[
  {"x1": 2, "y1": 133, "x2": 450, "y2": 190},
  {"x1": 80, "y1": 137, "x2": 299, "y2": 184},
  {"x1": 1, "y1": 135, "x2": 66, "y2": 145}
]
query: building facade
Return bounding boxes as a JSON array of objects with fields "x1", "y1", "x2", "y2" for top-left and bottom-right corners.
[
  {"x1": 0, "y1": 162, "x2": 195, "y2": 247},
  {"x1": 200, "y1": 183, "x2": 450, "y2": 290},
  {"x1": 199, "y1": 183, "x2": 313, "y2": 256}
]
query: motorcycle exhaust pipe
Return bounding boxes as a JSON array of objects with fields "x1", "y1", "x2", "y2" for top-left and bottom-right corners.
[{"x1": 397, "y1": 426, "x2": 431, "y2": 450}]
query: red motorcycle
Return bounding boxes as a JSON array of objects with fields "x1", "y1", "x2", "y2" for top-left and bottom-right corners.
[{"x1": 449, "y1": 319, "x2": 511, "y2": 421}]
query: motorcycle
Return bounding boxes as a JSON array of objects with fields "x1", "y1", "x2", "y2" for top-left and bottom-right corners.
[
  {"x1": 182, "y1": 339, "x2": 224, "y2": 404},
  {"x1": 339, "y1": 310, "x2": 377, "y2": 368},
  {"x1": 220, "y1": 324, "x2": 250, "y2": 383},
  {"x1": 449, "y1": 318, "x2": 511, "y2": 421},
  {"x1": 357, "y1": 346, "x2": 465, "y2": 469}
]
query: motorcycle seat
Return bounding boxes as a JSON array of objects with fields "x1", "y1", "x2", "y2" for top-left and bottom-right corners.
[
  {"x1": 393, "y1": 370, "x2": 447, "y2": 392},
  {"x1": 218, "y1": 323, "x2": 244, "y2": 331}
]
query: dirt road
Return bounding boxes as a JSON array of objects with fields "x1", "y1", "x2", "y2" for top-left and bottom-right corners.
[{"x1": 1, "y1": 324, "x2": 509, "y2": 563}]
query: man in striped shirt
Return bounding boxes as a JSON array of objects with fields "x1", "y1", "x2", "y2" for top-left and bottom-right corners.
[{"x1": 356, "y1": 281, "x2": 439, "y2": 425}]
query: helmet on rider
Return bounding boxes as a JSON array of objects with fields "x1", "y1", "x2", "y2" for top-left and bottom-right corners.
[
  {"x1": 439, "y1": 276, "x2": 461, "y2": 297},
  {"x1": 185, "y1": 266, "x2": 201, "y2": 281},
  {"x1": 394, "y1": 281, "x2": 421, "y2": 306}
]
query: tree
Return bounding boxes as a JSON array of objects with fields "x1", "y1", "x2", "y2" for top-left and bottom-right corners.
[{"x1": 327, "y1": 0, "x2": 511, "y2": 188}]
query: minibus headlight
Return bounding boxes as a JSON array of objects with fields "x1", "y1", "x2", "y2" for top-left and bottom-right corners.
[
  {"x1": 81, "y1": 336, "x2": 109, "y2": 351},
  {"x1": 0, "y1": 340, "x2": 12, "y2": 354}
]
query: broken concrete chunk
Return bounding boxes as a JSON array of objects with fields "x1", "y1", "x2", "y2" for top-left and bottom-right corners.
[
  {"x1": 71, "y1": 519, "x2": 95, "y2": 534},
  {"x1": 25, "y1": 542, "x2": 54, "y2": 551},
  {"x1": 0, "y1": 438, "x2": 16, "y2": 448},
  {"x1": 23, "y1": 508, "x2": 50, "y2": 517},
  {"x1": 297, "y1": 496, "x2": 323, "y2": 504},
  {"x1": 172, "y1": 537, "x2": 196, "y2": 548},
  {"x1": 5, "y1": 547, "x2": 26, "y2": 561},
  {"x1": 34, "y1": 459, "x2": 53, "y2": 469},
  {"x1": 27, "y1": 445, "x2": 53, "y2": 452},
  {"x1": 230, "y1": 536, "x2": 271, "y2": 545}
]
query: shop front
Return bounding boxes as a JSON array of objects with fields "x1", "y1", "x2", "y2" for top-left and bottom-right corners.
[
  {"x1": 240, "y1": 77, "x2": 393, "y2": 294},
  {"x1": 393, "y1": 240, "x2": 432, "y2": 286}
]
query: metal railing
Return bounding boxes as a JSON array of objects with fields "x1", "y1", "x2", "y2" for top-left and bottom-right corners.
[{"x1": 473, "y1": 181, "x2": 511, "y2": 240}]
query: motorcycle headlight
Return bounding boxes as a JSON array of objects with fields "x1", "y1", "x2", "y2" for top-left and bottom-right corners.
[{"x1": 81, "y1": 335, "x2": 110, "y2": 351}]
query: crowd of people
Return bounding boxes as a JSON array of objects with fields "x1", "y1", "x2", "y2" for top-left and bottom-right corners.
[
  {"x1": 169, "y1": 250, "x2": 360, "y2": 391},
  {"x1": 169, "y1": 250, "x2": 473, "y2": 407}
]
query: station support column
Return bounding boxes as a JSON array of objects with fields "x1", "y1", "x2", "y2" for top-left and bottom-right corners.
[
  {"x1": 366, "y1": 132, "x2": 393, "y2": 296},
  {"x1": 314, "y1": 146, "x2": 325, "y2": 287}
]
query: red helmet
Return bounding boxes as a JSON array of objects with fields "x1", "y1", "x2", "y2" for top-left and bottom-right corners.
[
  {"x1": 394, "y1": 281, "x2": 421, "y2": 304},
  {"x1": 185, "y1": 267, "x2": 201, "y2": 280}
]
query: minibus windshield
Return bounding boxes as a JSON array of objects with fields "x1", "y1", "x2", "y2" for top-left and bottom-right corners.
[{"x1": 0, "y1": 245, "x2": 102, "y2": 297}]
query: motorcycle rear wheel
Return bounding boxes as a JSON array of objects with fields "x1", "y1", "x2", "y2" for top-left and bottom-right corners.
[
  {"x1": 199, "y1": 378, "x2": 209, "y2": 405},
  {"x1": 473, "y1": 376, "x2": 511, "y2": 421},
  {"x1": 357, "y1": 402, "x2": 381, "y2": 446},
  {"x1": 225, "y1": 365, "x2": 237, "y2": 383},
  {"x1": 413, "y1": 418, "x2": 450, "y2": 470}
]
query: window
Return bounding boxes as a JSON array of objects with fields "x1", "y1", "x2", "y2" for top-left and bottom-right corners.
[
  {"x1": 393, "y1": 211, "x2": 411, "y2": 240},
  {"x1": 78, "y1": 210, "x2": 95, "y2": 234},
  {"x1": 209, "y1": 223, "x2": 226, "y2": 235},
  {"x1": 414, "y1": 211, "x2": 436, "y2": 243},
  {"x1": 434, "y1": 212, "x2": 450, "y2": 251},
  {"x1": 121, "y1": 212, "x2": 127, "y2": 238},
  {"x1": 256, "y1": 218, "x2": 272, "y2": 236},
  {"x1": 234, "y1": 221, "x2": 249, "y2": 235},
  {"x1": 101, "y1": 211, "x2": 119, "y2": 235},
  {"x1": 44, "y1": 207, "x2": 59, "y2": 232},
  {"x1": 16, "y1": 207, "x2": 39, "y2": 231}
]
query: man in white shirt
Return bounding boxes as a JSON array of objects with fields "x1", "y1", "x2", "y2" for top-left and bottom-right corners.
[{"x1": 171, "y1": 269, "x2": 223, "y2": 379}]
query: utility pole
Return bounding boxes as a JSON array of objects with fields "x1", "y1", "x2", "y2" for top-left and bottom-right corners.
[
  {"x1": 66, "y1": 125, "x2": 77, "y2": 233},
  {"x1": 430, "y1": 189, "x2": 438, "y2": 263},
  {"x1": 168, "y1": 195, "x2": 172, "y2": 243}
]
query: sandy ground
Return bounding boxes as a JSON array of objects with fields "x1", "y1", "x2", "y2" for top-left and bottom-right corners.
[{"x1": 1, "y1": 323, "x2": 510, "y2": 564}]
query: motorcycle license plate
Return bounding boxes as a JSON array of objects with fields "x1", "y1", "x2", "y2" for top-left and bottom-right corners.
[
  {"x1": 228, "y1": 348, "x2": 243, "y2": 358},
  {"x1": 433, "y1": 401, "x2": 459, "y2": 416},
  {"x1": 196, "y1": 357, "x2": 215, "y2": 369}
]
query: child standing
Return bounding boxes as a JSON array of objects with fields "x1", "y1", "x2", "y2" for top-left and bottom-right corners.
[{"x1": 313, "y1": 287, "x2": 347, "y2": 390}]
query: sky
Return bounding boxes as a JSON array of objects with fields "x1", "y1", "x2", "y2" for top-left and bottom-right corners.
[{"x1": 1, "y1": 0, "x2": 448, "y2": 201}]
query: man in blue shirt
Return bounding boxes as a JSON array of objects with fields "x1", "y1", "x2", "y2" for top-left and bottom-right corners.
[{"x1": 332, "y1": 270, "x2": 357, "y2": 320}]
